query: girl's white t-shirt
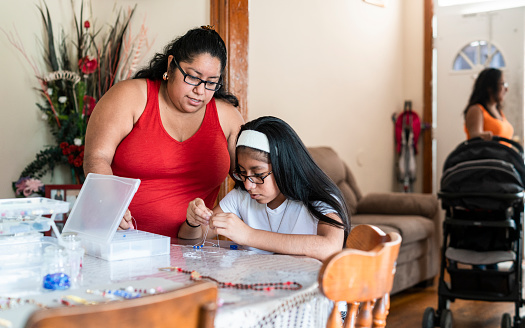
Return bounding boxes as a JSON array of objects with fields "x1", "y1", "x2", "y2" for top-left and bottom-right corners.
[{"x1": 219, "y1": 188, "x2": 335, "y2": 254}]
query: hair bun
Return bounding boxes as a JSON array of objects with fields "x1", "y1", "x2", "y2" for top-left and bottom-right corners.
[{"x1": 201, "y1": 25, "x2": 215, "y2": 30}]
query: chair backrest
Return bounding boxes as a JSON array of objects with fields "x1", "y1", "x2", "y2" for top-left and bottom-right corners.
[
  {"x1": 319, "y1": 224, "x2": 402, "y2": 328},
  {"x1": 25, "y1": 281, "x2": 218, "y2": 328}
]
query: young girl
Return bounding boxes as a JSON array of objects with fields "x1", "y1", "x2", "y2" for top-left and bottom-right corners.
[{"x1": 178, "y1": 116, "x2": 350, "y2": 261}]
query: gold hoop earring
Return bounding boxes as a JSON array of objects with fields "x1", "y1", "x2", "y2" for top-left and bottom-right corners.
[{"x1": 163, "y1": 72, "x2": 168, "y2": 81}]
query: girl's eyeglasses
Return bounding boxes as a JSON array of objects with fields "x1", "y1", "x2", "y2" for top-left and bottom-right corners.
[{"x1": 232, "y1": 171, "x2": 273, "y2": 184}]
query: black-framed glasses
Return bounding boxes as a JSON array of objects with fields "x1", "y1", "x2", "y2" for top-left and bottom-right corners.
[
  {"x1": 232, "y1": 171, "x2": 273, "y2": 184},
  {"x1": 172, "y1": 59, "x2": 222, "y2": 91}
]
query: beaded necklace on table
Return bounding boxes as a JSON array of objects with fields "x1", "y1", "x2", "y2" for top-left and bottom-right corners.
[
  {"x1": 159, "y1": 267, "x2": 302, "y2": 291},
  {"x1": 0, "y1": 297, "x2": 46, "y2": 311}
]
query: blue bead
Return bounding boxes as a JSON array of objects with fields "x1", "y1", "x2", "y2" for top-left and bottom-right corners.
[
  {"x1": 230, "y1": 244, "x2": 238, "y2": 250},
  {"x1": 43, "y1": 273, "x2": 71, "y2": 290}
]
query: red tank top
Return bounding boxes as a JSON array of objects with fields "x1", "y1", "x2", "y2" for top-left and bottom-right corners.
[{"x1": 112, "y1": 79, "x2": 230, "y2": 238}]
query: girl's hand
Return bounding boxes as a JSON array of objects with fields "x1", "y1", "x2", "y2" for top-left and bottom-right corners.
[
  {"x1": 211, "y1": 212, "x2": 252, "y2": 245},
  {"x1": 187, "y1": 198, "x2": 213, "y2": 227},
  {"x1": 118, "y1": 209, "x2": 134, "y2": 230}
]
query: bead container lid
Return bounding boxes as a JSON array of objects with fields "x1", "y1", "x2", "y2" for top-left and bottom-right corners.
[{"x1": 62, "y1": 173, "x2": 140, "y2": 245}]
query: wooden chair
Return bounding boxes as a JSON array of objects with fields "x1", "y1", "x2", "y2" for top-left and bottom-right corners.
[
  {"x1": 319, "y1": 224, "x2": 402, "y2": 328},
  {"x1": 25, "y1": 280, "x2": 218, "y2": 328}
]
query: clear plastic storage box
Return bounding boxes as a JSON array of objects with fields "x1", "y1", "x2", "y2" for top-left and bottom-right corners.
[
  {"x1": 0, "y1": 197, "x2": 70, "y2": 220},
  {"x1": 62, "y1": 173, "x2": 170, "y2": 261},
  {"x1": 0, "y1": 198, "x2": 71, "y2": 295}
]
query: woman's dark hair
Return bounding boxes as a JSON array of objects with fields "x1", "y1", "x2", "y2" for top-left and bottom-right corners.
[
  {"x1": 235, "y1": 116, "x2": 350, "y2": 246},
  {"x1": 463, "y1": 68, "x2": 503, "y2": 118},
  {"x1": 133, "y1": 27, "x2": 238, "y2": 107}
]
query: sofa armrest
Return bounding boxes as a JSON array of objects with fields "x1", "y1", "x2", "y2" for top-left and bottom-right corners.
[{"x1": 356, "y1": 192, "x2": 438, "y2": 219}]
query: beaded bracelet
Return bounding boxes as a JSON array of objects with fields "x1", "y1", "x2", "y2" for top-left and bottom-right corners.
[
  {"x1": 0, "y1": 297, "x2": 46, "y2": 311},
  {"x1": 86, "y1": 286, "x2": 164, "y2": 301},
  {"x1": 185, "y1": 218, "x2": 200, "y2": 228},
  {"x1": 159, "y1": 267, "x2": 302, "y2": 291}
]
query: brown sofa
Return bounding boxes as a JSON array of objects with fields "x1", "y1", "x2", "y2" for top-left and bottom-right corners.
[{"x1": 308, "y1": 146, "x2": 440, "y2": 294}]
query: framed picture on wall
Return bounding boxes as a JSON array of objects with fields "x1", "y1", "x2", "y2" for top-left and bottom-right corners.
[{"x1": 45, "y1": 184, "x2": 82, "y2": 235}]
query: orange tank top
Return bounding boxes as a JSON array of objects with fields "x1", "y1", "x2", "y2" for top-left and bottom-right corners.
[{"x1": 464, "y1": 104, "x2": 513, "y2": 140}]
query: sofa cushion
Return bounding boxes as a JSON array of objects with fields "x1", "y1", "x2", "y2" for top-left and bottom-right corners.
[
  {"x1": 357, "y1": 192, "x2": 438, "y2": 219},
  {"x1": 352, "y1": 214, "x2": 434, "y2": 245}
]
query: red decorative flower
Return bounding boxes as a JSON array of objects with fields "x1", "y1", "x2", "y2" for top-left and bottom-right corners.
[
  {"x1": 83, "y1": 95, "x2": 97, "y2": 116},
  {"x1": 78, "y1": 57, "x2": 98, "y2": 74},
  {"x1": 60, "y1": 142, "x2": 85, "y2": 168},
  {"x1": 84, "y1": 20, "x2": 90, "y2": 29},
  {"x1": 73, "y1": 158, "x2": 83, "y2": 167}
]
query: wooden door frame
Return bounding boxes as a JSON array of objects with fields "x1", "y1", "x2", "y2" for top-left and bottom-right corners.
[
  {"x1": 423, "y1": 0, "x2": 434, "y2": 193},
  {"x1": 210, "y1": 0, "x2": 249, "y2": 120},
  {"x1": 211, "y1": 0, "x2": 435, "y2": 194},
  {"x1": 210, "y1": 0, "x2": 249, "y2": 201}
]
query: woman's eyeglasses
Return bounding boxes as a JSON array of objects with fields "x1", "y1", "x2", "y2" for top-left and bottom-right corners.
[
  {"x1": 232, "y1": 171, "x2": 273, "y2": 184},
  {"x1": 172, "y1": 59, "x2": 222, "y2": 91}
]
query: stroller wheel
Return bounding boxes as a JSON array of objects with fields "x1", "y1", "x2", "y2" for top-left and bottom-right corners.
[
  {"x1": 501, "y1": 313, "x2": 512, "y2": 328},
  {"x1": 440, "y1": 309, "x2": 453, "y2": 328},
  {"x1": 422, "y1": 307, "x2": 436, "y2": 328}
]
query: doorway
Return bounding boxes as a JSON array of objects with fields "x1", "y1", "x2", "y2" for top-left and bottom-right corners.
[{"x1": 433, "y1": 3, "x2": 525, "y2": 192}]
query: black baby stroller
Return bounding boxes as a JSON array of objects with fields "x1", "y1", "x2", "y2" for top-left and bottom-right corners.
[{"x1": 422, "y1": 136, "x2": 525, "y2": 328}]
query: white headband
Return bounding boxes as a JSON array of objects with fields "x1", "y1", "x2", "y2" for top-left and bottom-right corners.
[{"x1": 236, "y1": 130, "x2": 270, "y2": 153}]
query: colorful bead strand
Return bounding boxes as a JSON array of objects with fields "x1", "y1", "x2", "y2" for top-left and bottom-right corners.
[{"x1": 158, "y1": 267, "x2": 302, "y2": 291}]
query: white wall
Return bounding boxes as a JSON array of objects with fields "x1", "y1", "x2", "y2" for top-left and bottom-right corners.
[
  {"x1": 0, "y1": 0, "x2": 425, "y2": 198},
  {"x1": 249, "y1": 0, "x2": 424, "y2": 194},
  {"x1": 0, "y1": 0, "x2": 208, "y2": 198}
]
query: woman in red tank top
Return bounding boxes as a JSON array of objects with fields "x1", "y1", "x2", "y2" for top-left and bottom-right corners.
[
  {"x1": 464, "y1": 68, "x2": 513, "y2": 141},
  {"x1": 84, "y1": 27, "x2": 244, "y2": 237}
]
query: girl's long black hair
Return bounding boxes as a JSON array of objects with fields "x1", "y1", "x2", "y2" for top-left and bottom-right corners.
[
  {"x1": 235, "y1": 116, "x2": 350, "y2": 246},
  {"x1": 133, "y1": 27, "x2": 238, "y2": 107},
  {"x1": 463, "y1": 68, "x2": 503, "y2": 118}
]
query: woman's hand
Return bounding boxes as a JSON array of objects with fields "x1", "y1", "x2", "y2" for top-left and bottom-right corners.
[
  {"x1": 187, "y1": 198, "x2": 213, "y2": 227},
  {"x1": 211, "y1": 212, "x2": 252, "y2": 245},
  {"x1": 478, "y1": 131, "x2": 493, "y2": 141},
  {"x1": 118, "y1": 209, "x2": 134, "y2": 230}
]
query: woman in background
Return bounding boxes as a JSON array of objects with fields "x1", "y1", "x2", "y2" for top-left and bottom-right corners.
[{"x1": 464, "y1": 68, "x2": 512, "y2": 140}]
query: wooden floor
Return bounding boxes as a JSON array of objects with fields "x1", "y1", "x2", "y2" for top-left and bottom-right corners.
[{"x1": 387, "y1": 278, "x2": 519, "y2": 328}]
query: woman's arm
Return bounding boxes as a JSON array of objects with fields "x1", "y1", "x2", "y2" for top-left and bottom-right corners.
[
  {"x1": 212, "y1": 212, "x2": 344, "y2": 261},
  {"x1": 216, "y1": 99, "x2": 244, "y2": 173},
  {"x1": 83, "y1": 79, "x2": 147, "y2": 229},
  {"x1": 178, "y1": 199, "x2": 222, "y2": 239},
  {"x1": 465, "y1": 105, "x2": 492, "y2": 140}
]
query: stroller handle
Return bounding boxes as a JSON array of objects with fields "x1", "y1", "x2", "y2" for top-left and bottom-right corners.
[{"x1": 467, "y1": 136, "x2": 524, "y2": 156}]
